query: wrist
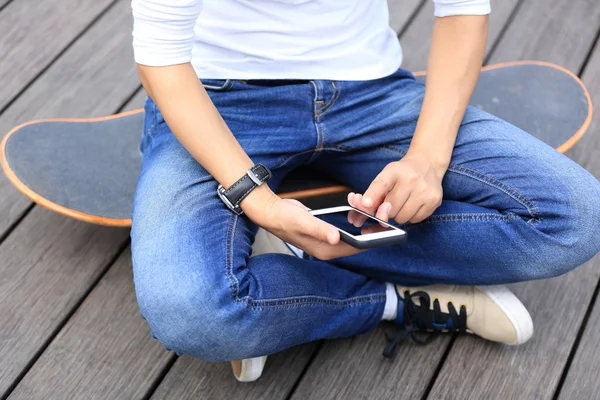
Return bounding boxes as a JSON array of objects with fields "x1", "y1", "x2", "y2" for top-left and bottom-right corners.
[
  {"x1": 240, "y1": 184, "x2": 278, "y2": 225},
  {"x1": 405, "y1": 146, "x2": 450, "y2": 178}
]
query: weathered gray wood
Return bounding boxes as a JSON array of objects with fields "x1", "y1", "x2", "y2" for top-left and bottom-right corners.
[
  {"x1": 0, "y1": 6, "x2": 138, "y2": 389},
  {"x1": 291, "y1": 327, "x2": 451, "y2": 400},
  {"x1": 427, "y1": 2, "x2": 600, "y2": 398},
  {"x1": 557, "y1": 264, "x2": 600, "y2": 399},
  {"x1": 0, "y1": 0, "x2": 13, "y2": 11},
  {"x1": 400, "y1": 0, "x2": 521, "y2": 72},
  {"x1": 0, "y1": 208, "x2": 129, "y2": 397},
  {"x1": 123, "y1": 87, "x2": 147, "y2": 111},
  {"x1": 0, "y1": 0, "x2": 139, "y2": 236},
  {"x1": 565, "y1": 50, "x2": 600, "y2": 175},
  {"x1": 151, "y1": 345, "x2": 320, "y2": 400},
  {"x1": 7, "y1": 249, "x2": 171, "y2": 400},
  {"x1": 4, "y1": 80, "x2": 156, "y2": 400},
  {"x1": 556, "y1": 42, "x2": 600, "y2": 400},
  {"x1": 388, "y1": 0, "x2": 424, "y2": 34},
  {"x1": 0, "y1": 1, "x2": 137, "y2": 134},
  {"x1": 488, "y1": 0, "x2": 600, "y2": 72},
  {"x1": 0, "y1": 0, "x2": 116, "y2": 112}
]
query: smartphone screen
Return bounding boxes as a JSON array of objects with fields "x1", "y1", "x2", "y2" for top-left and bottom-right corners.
[{"x1": 313, "y1": 208, "x2": 399, "y2": 237}]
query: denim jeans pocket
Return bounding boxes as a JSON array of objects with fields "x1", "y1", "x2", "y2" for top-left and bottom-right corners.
[{"x1": 201, "y1": 79, "x2": 234, "y2": 92}]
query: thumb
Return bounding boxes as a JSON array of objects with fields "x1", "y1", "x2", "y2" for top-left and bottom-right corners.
[{"x1": 301, "y1": 214, "x2": 340, "y2": 245}]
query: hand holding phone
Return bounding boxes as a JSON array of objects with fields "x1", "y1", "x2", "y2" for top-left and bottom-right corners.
[
  {"x1": 310, "y1": 206, "x2": 407, "y2": 249},
  {"x1": 245, "y1": 195, "x2": 362, "y2": 260}
]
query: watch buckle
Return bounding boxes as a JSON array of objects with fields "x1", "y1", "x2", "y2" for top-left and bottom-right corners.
[
  {"x1": 246, "y1": 168, "x2": 263, "y2": 185},
  {"x1": 217, "y1": 184, "x2": 244, "y2": 215}
]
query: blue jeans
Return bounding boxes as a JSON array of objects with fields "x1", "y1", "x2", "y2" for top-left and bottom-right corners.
[{"x1": 131, "y1": 69, "x2": 600, "y2": 362}]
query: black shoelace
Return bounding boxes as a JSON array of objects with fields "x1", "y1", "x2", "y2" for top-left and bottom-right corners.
[{"x1": 383, "y1": 290, "x2": 467, "y2": 359}]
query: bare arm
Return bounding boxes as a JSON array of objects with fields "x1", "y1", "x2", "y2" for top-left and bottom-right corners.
[
  {"x1": 132, "y1": 0, "x2": 354, "y2": 258},
  {"x1": 137, "y1": 63, "x2": 274, "y2": 212},
  {"x1": 355, "y1": 14, "x2": 489, "y2": 223},
  {"x1": 409, "y1": 15, "x2": 488, "y2": 172},
  {"x1": 137, "y1": 65, "x2": 357, "y2": 259}
]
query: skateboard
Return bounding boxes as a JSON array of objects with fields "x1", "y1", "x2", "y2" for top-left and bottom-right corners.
[{"x1": 1, "y1": 61, "x2": 592, "y2": 228}]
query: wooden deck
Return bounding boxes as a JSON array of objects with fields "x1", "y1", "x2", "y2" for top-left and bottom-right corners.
[{"x1": 1, "y1": 0, "x2": 600, "y2": 398}]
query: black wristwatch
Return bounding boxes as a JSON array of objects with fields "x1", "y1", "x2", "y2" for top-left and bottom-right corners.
[{"x1": 217, "y1": 164, "x2": 272, "y2": 215}]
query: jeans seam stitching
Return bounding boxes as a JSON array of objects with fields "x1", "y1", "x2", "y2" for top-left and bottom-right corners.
[
  {"x1": 381, "y1": 144, "x2": 408, "y2": 157},
  {"x1": 448, "y1": 164, "x2": 541, "y2": 221},
  {"x1": 306, "y1": 121, "x2": 325, "y2": 164},
  {"x1": 381, "y1": 145, "x2": 540, "y2": 222},
  {"x1": 309, "y1": 81, "x2": 319, "y2": 120},
  {"x1": 225, "y1": 213, "x2": 240, "y2": 299},
  {"x1": 317, "y1": 81, "x2": 341, "y2": 116},
  {"x1": 272, "y1": 149, "x2": 315, "y2": 170},
  {"x1": 148, "y1": 101, "x2": 160, "y2": 140},
  {"x1": 272, "y1": 145, "x2": 354, "y2": 170},
  {"x1": 225, "y1": 213, "x2": 387, "y2": 309},
  {"x1": 333, "y1": 143, "x2": 353, "y2": 152},
  {"x1": 244, "y1": 293, "x2": 387, "y2": 309},
  {"x1": 403, "y1": 212, "x2": 519, "y2": 231}
]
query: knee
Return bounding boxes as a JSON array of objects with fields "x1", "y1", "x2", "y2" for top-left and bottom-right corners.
[
  {"x1": 531, "y1": 173, "x2": 600, "y2": 278},
  {"x1": 565, "y1": 177, "x2": 600, "y2": 262},
  {"x1": 134, "y1": 275, "x2": 238, "y2": 361},
  {"x1": 132, "y1": 255, "x2": 258, "y2": 362}
]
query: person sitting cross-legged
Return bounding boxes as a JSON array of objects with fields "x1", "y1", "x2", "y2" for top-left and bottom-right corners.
[{"x1": 129, "y1": 0, "x2": 600, "y2": 379}]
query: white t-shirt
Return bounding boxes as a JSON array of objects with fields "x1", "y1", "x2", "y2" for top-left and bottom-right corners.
[{"x1": 132, "y1": 0, "x2": 490, "y2": 80}]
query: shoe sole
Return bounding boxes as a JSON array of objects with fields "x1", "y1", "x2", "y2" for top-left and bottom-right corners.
[
  {"x1": 232, "y1": 356, "x2": 268, "y2": 382},
  {"x1": 478, "y1": 285, "x2": 534, "y2": 345}
]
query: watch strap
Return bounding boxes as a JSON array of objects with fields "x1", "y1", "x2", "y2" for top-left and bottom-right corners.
[{"x1": 218, "y1": 164, "x2": 271, "y2": 215}]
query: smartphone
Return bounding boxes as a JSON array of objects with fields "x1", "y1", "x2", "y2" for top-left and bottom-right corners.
[{"x1": 310, "y1": 205, "x2": 407, "y2": 249}]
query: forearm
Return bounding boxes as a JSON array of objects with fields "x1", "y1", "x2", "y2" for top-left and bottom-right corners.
[
  {"x1": 408, "y1": 15, "x2": 488, "y2": 172},
  {"x1": 138, "y1": 63, "x2": 275, "y2": 215}
]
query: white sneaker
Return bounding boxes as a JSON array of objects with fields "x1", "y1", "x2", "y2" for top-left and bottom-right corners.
[
  {"x1": 231, "y1": 356, "x2": 268, "y2": 382},
  {"x1": 384, "y1": 284, "x2": 534, "y2": 358}
]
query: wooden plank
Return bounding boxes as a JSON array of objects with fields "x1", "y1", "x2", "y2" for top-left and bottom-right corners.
[
  {"x1": 0, "y1": 0, "x2": 116, "y2": 112},
  {"x1": 289, "y1": 4, "x2": 523, "y2": 399},
  {"x1": 0, "y1": 0, "x2": 137, "y2": 134},
  {"x1": 122, "y1": 87, "x2": 147, "y2": 112},
  {"x1": 556, "y1": 41, "x2": 600, "y2": 400},
  {"x1": 400, "y1": 0, "x2": 521, "y2": 72},
  {"x1": 0, "y1": 208, "x2": 129, "y2": 397},
  {"x1": 150, "y1": 346, "x2": 320, "y2": 400},
  {"x1": 7, "y1": 249, "x2": 171, "y2": 400},
  {"x1": 557, "y1": 264, "x2": 600, "y2": 399},
  {"x1": 0, "y1": 0, "x2": 139, "y2": 236},
  {"x1": 0, "y1": 0, "x2": 13, "y2": 11},
  {"x1": 388, "y1": 0, "x2": 424, "y2": 34},
  {"x1": 488, "y1": 0, "x2": 600, "y2": 71},
  {"x1": 4, "y1": 81, "x2": 155, "y2": 400},
  {"x1": 427, "y1": 1, "x2": 600, "y2": 398},
  {"x1": 0, "y1": 2, "x2": 138, "y2": 395},
  {"x1": 291, "y1": 327, "x2": 451, "y2": 400}
]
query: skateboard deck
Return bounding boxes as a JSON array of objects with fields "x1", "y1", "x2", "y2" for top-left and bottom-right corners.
[{"x1": 1, "y1": 61, "x2": 592, "y2": 227}]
